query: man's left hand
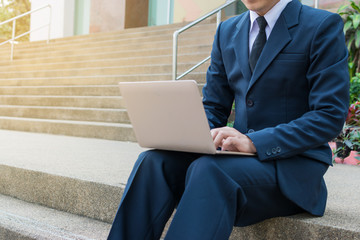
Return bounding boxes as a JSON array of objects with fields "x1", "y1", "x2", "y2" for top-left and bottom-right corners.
[{"x1": 210, "y1": 127, "x2": 257, "y2": 153}]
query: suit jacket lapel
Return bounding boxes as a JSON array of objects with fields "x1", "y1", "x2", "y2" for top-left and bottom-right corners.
[
  {"x1": 247, "y1": 0, "x2": 301, "y2": 91},
  {"x1": 233, "y1": 12, "x2": 252, "y2": 82}
]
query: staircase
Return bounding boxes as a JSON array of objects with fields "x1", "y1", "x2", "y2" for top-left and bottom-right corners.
[
  {"x1": 0, "y1": 21, "x2": 215, "y2": 141},
  {"x1": 0, "y1": 21, "x2": 216, "y2": 239}
]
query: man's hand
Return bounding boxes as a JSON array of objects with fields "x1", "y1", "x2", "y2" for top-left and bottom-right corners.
[{"x1": 210, "y1": 127, "x2": 257, "y2": 153}]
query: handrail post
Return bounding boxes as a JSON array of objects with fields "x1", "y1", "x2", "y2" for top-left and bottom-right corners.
[
  {"x1": 172, "y1": 31, "x2": 179, "y2": 80},
  {"x1": 167, "y1": 0, "x2": 171, "y2": 24},
  {"x1": 172, "y1": 0, "x2": 236, "y2": 81},
  {"x1": 216, "y1": 10, "x2": 222, "y2": 26},
  {"x1": 10, "y1": 19, "x2": 16, "y2": 61}
]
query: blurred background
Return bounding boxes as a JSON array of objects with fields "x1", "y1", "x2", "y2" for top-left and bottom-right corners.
[{"x1": 0, "y1": 0, "x2": 348, "y2": 43}]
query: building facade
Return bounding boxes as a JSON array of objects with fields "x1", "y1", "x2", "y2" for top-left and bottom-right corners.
[{"x1": 30, "y1": 0, "x2": 347, "y2": 42}]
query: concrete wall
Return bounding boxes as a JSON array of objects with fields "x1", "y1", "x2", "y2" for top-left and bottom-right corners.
[
  {"x1": 173, "y1": 0, "x2": 225, "y2": 23},
  {"x1": 89, "y1": 0, "x2": 125, "y2": 33},
  {"x1": 125, "y1": 0, "x2": 149, "y2": 28},
  {"x1": 89, "y1": 0, "x2": 148, "y2": 32},
  {"x1": 172, "y1": 0, "x2": 349, "y2": 23},
  {"x1": 29, "y1": 0, "x2": 349, "y2": 42},
  {"x1": 30, "y1": 0, "x2": 75, "y2": 41},
  {"x1": 29, "y1": 0, "x2": 148, "y2": 39},
  {"x1": 318, "y1": 0, "x2": 347, "y2": 11},
  {"x1": 74, "y1": 0, "x2": 91, "y2": 35},
  {"x1": 148, "y1": 0, "x2": 174, "y2": 26},
  {"x1": 303, "y1": 0, "x2": 347, "y2": 9}
]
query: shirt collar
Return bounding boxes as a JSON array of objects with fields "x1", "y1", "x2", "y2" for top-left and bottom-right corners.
[{"x1": 249, "y1": 0, "x2": 292, "y2": 33}]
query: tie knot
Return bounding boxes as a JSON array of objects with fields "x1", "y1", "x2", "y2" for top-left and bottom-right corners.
[{"x1": 256, "y1": 16, "x2": 267, "y2": 31}]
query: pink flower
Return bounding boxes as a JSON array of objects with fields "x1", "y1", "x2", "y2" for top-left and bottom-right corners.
[{"x1": 346, "y1": 101, "x2": 360, "y2": 126}]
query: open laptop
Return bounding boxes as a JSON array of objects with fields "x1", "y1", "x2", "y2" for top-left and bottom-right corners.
[{"x1": 119, "y1": 80, "x2": 255, "y2": 156}]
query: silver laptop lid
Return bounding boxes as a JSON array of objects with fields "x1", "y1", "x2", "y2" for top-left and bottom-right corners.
[{"x1": 119, "y1": 80, "x2": 217, "y2": 154}]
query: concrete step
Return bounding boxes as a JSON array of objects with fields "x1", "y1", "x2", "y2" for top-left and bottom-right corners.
[
  {"x1": 0, "y1": 82, "x2": 205, "y2": 95},
  {"x1": 0, "y1": 105, "x2": 129, "y2": 123},
  {"x1": 0, "y1": 72, "x2": 207, "y2": 86},
  {"x1": 0, "y1": 20, "x2": 210, "y2": 140},
  {"x1": 0, "y1": 130, "x2": 143, "y2": 223},
  {"x1": 1, "y1": 21, "x2": 215, "y2": 50},
  {"x1": 0, "y1": 53, "x2": 210, "y2": 72},
  {"x1": 0, "y1": 117, "x2": 136, "y2": 141},
  {"x1": 0, "y1": 63, "x2": 210, "y2": 79},
  {"x1": 5, "y1": 28, "x2": 215, "y2": 55},
  {"x1": 3, "y1": 21, "x2": 199, "y2": 45},
  {"x1": 0, "y1": 194, "x2": 110, "y2": 240},
  {"x1": 0, "y1": 45, "x2": 212, "y2": 66},
  {"x1": 2, "y1": 35, "x2": 212, "y2": 62},
  {"x1": 0, "y1": 130, "x2": 359, "y2": 239},
  {"x1": 0, "y1": 85, "x2": 120, "y2": 96},
  {"x1": 3, "y1": 36, "x2": 213, "y2": 61},
  {"x1": 0, "y1": 23, "x2": 187, "y2": 49},
  {"x1": 0, "y1": 95, "x2": 124, "y2": 108},
  {"x1": 0, "y1": 24, "x2": 192, "y2": 53}
]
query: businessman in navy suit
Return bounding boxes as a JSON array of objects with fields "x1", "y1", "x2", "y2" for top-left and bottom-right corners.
[{"x1": 108, "y1": 0, "x2": 349, "y2": 239}]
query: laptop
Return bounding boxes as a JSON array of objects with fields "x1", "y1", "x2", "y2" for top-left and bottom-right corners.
[{"x1": 119, "y1": 80, "x2": 255, "y2": 156}]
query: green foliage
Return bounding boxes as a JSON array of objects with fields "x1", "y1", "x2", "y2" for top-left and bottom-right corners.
[
  {"x1": 227, "y1": 102, "x2": 235, "y2": 127},
  {"x1": 346, "y1": 101, "x2": 360, "y2": 125},
  {"x1": 350, "y1": 73, "x2": 360, "y2": 103},
  {"x1": 333, "y1": 126, "x2": 360, "y2": 162},
  {"x1": 338, "y1": 0, "x2": 360, "y2": 78},
  {"x1": 226, "y1": 121, "x2": 234, "y2": 128},
  {"x1": 334, "y1": 102, "x2": 360, "y2": 163},
  {"x1": 0, "y1": 0, "x2": 31, "y2": 42}
]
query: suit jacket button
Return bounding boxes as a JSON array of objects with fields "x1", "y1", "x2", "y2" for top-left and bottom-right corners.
[
  {"x1": 247, "y1": 99, "x2": 254, "y2": 107},
  {"x1": 276, "y1": 147, "x2": 281, "y2": 153},
  {"x1": 266, "y1": 150, "x2": 272, "y2": 156},
  {"x1": 272, "y1": 148, "x2": 277, "y2": 154},
  {"x1": 247, "y1": 129, "x2": 255, "y2": 133}
]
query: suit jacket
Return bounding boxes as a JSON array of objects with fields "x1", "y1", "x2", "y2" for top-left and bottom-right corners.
[{"x1": 202, "y1": 0, "x2": 349, "y2": 217}]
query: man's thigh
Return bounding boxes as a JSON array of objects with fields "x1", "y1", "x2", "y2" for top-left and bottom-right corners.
[
  {"x1": 139, "y1": 149, "x2": 200, "y2": 175},
  {"x1": 195, "y1": 155, "x2": 277, "y2": 186},
  {"x1": 191, "y1": 155, "x2": 302, "y2": 226}
]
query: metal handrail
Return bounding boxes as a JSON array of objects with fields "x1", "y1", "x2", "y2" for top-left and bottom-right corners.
[
  {"x1": 0, "y1": 4, "x2": 52, "y2": 61},
  {"x1": 172, "y1": 0, "x2": 236, "y2": 80}
]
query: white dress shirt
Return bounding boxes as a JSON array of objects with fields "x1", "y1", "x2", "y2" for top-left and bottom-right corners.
[{"x1": 249, "y1": 0, "x2": 292, "y2": 53}]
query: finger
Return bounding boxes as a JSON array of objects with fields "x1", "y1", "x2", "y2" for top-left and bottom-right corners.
[
  {"x1": 222, "y1": 135, "x2": 257, "y2": 153},
  {"x1": 221, "y1": 137, "x2": 238, "y2": 152},
  {"x1": 210, "y1": 128, "x2": 219, "y2": 140},
  {"x1": 211, "y1": 127, "x2": 231, "y2": 140},
  {"x1": 211, "y1": 127, "x2": 243, "y2": 149},
  {"x1": 213, "y1": 130, "x2": 227, "y2": 149}
]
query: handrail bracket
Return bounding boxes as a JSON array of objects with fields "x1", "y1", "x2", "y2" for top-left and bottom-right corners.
[{"x1": 172, "y1": 0, "x2": 236, "y2": 80}]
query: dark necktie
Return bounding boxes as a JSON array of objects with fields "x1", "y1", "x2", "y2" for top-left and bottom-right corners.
[{"x1": 249, "y1": 16, "x2": 267, "y2": 72}]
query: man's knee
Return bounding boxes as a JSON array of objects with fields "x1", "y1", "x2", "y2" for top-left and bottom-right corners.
[
  {"x1": 137, "y1": 150, "x2": 197, "y2": 178},
  {"x1": 185, "y1": 157, "x2": 219, "y2": 185},
  {"x1": 184, "y1": 157, "x2": 242, "y2": 203},
  {"x1": 136, "y1": 150, "x2": 167, "y2": 172}
]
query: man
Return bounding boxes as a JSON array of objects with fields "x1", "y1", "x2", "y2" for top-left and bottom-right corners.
[{"x1": 108, "y1": 0, "x2": 349, "y2": 239}]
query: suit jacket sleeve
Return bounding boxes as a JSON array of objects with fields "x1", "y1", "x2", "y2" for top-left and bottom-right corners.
[{"x1": 202, "y1": 22, "x2": 234, "y2": 129}]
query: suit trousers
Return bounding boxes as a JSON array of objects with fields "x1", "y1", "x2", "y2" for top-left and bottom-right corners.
[{"x1": 108, "y1": 150, "x2": 303, "y2": 240}]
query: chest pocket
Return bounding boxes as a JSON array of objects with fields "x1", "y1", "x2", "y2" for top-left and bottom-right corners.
[{"x1": 275, "y1": 53, "x2": 306, "y2": 62}]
